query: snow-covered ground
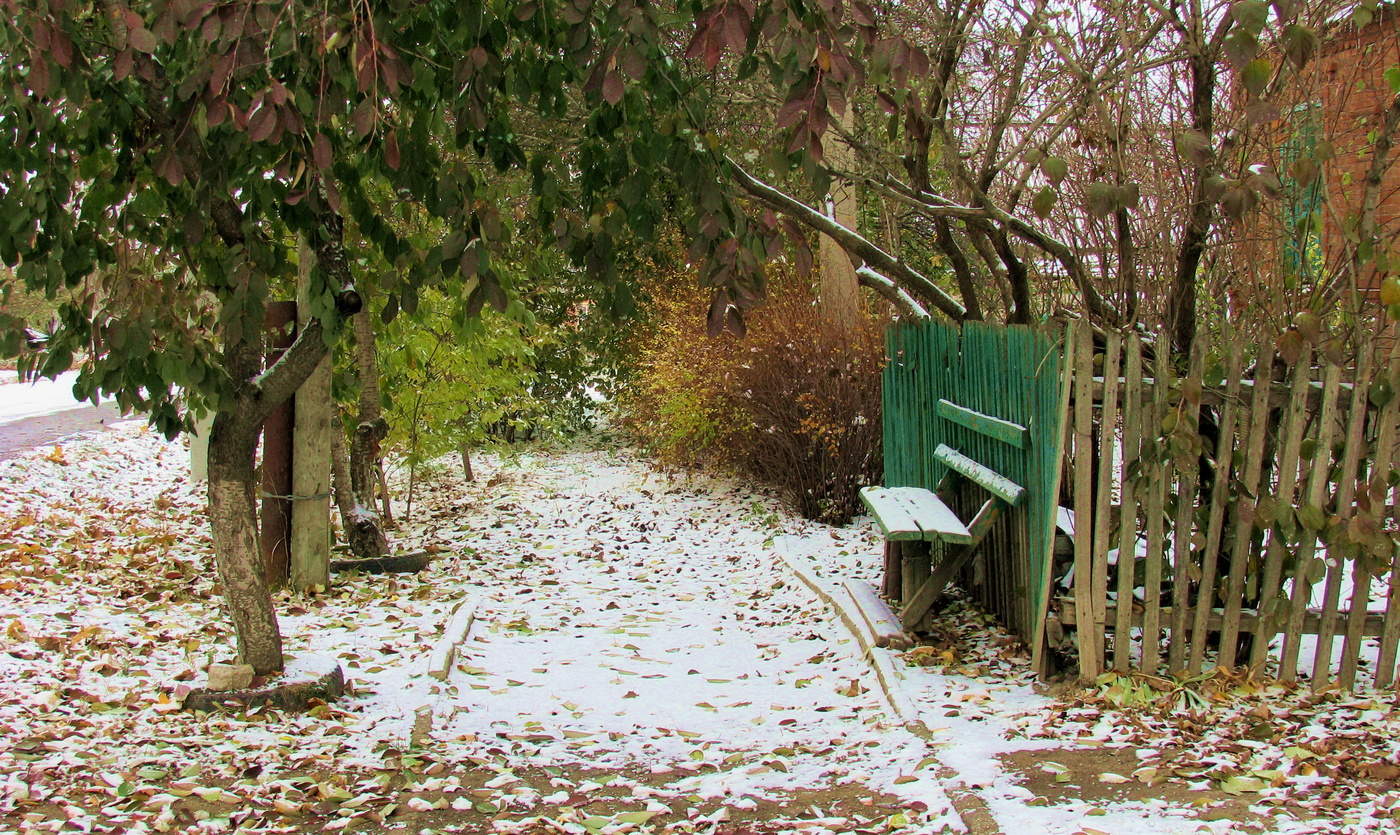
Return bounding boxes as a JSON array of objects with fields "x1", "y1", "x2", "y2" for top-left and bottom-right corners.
[
  {"x1": 0, "y1": 370, "x2": 113, "y2": 425},
  {"x1": 0, "y1": 425, "x2": 1397, "y2": 834}
]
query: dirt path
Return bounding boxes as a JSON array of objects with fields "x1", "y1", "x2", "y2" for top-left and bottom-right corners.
[
  {"x1": 409, "y1": 452, "x2": 961, "y2": 832},
  {"x1": 0, "y1": 402, "x2": 128, "y2": 460}
]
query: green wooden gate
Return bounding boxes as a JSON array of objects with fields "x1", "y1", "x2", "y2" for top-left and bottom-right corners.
[{"x1": 882, "y1": 319, "x2": 1066, "y2": 647}]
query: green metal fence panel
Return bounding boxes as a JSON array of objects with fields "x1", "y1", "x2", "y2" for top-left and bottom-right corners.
[{"x1": 882, "y1": 319, "x2": 1065, "y2": 645}]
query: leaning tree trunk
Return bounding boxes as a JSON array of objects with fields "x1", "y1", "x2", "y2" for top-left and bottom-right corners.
[
  {"x1": 344, "y1": 307, "x2": 391, "y2": 555},
  {"x1": 330, "y1": 424, "x2": 356, "y2": 537},
  {"x1": 343, "y1": 416, "x2": 390, "y2": 558},
  {"x1": 207, "y1": 402, "x2": 284, "y2": 673}
]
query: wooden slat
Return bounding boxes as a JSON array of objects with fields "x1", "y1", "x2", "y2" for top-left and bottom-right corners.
[
  {"x1": 1072, "y1": 320, "x2": 1100, "y2": 680},
  {"x1": 933, "y1": 444, "x2": 1026, "y2": 506},
  {"x1": 1280, "y1": 363, "x2": 1341, "y2": 683},
  {"x1": 1031, "y1": 323, "x2": 1077, "y2": 676},
  {"x1": 1371, "y1": 340, "x2": 1400, "y2": 688},
  {"x1": 1188, "y1": 338, "x2": 1246, "y2": 674},
  {"x1": 935, "y1": 398, "x2": 1030, "y2": 448},
  {"x1": 1251, "y1": 346, "x2": 1314, "y2": 671},
  {"x1": 1113, "y1": 335, "x2": 1144, "y2": 672},
  {"x1": 1141, "y1": 345, "x2": 1172, "y2": 673},
  {"x1": 859, "y1": 487, "x2": 923, "y2": 540},
  {"x1": 1218, "y1": 345, "x2": 1276, "y2": 669},
  {"x1": 1091, "y1": 332, "x2": 1122, "y2": 675},
  {"x1": 965, "y1": 498, "x2": 1003, "y2": 543},
  {"x1": 898, "y1": 488, "x2": 974, "y2": 544},
  {"x1": 1324, "y1": 345, "x2": 1372, "y2": 687},
  {"x1": 1168, "y1": 336, "x2": 1207, "y2": 672},
  {"x1": 1056, "y1": 597, "x2": 1388, "y2": 636}
]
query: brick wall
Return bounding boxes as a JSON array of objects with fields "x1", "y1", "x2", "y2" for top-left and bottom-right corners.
[{"x1": 1312, "y1": 9, "x2": 1400, "y2": 293}]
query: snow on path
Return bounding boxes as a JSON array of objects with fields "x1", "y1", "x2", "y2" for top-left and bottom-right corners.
[
  {"x1": 4, "y1": 427, "x2": 1376, "y2": 833},
  {"x1": 0, "y1": 370, "x2": 113, "y2": 425},
  {"x1": 408, "y1": 450, "x2": 964, "y2": 830}
]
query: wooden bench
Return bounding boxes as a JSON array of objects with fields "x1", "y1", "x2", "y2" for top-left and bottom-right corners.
[{"x1": 861, "y1": 403, "x2": 1028, "y2": 630}]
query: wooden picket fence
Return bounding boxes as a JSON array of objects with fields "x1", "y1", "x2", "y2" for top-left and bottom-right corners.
[{"x1": 1054, "y1": 320, "x2": 1400, "y2": 691}]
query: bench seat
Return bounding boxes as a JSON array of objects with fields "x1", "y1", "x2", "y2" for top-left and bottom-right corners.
[{"x1": 859, "y1": 486, "x2": 973, "y2": 545}]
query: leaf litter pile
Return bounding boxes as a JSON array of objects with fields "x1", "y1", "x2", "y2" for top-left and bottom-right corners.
[{"x1": 0, "y1": 423, "x2": 1396, "y2": 834}]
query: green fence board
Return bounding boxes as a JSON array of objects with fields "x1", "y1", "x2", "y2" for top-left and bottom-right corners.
[{"x1": 882, "y1": 319, "x2": 1065, "y2": 645}]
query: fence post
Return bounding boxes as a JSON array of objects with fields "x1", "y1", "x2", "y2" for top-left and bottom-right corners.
[{"x1": 290, "y1": 239, "x2": 332, "y2": 593}]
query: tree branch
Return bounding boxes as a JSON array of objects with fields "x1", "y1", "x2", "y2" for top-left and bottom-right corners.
[
  {"x1": 856, "y1": 267, "x2": 930, "y2": 319},
  {"x1": 726, "y1": 158, "x2": 968, "y2": 321}
]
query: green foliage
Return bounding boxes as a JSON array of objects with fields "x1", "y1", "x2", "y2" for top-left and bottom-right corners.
[
  {"x1": 0, "y1": 0, "x2": 769, "y2": 437},
  {"x1": 379, "y1": 289, "x2": 543, "y2": 470}
]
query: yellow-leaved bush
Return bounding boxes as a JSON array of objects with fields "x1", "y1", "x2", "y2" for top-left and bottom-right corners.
[{"x1": 619, "y1": 278, "x2": 886, "y2": 525}]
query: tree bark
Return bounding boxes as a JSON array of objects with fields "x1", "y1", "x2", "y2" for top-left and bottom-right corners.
[
  {"x1": 458, "y1": 442, "x2": 475, "y2": 482},
  {"x1": 330, "y1": 424, "x2": 356, "y2": 537},
  {"x1": 1168, "y1": 51, "x2": 1216, "y2": 357},
  {"x1": 341, "y1": 417, "x2": 390, "y2": 558},
  {"x1": 258, "y1": 301, "x2": 297, "y2": 589},
  {"x1": 208, "y1": 410, "x2": 284, "y2": 675},
  {"x1": 345, "y1": 305, "x2": 392, "y2": 551},
  {"x1": 819, "y1": 109, "x2": 862, "y2": 328}
]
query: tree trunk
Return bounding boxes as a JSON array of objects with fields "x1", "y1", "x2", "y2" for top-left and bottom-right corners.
[
  {"x1": 258, "y1": 301, "x2": 297, "y2": 589},
  {"x1": 331, "y1": 424, "x2": 356, "y2": 537},
  {"x1": 207, "y1": 410, "x2": 284, "y2": 674},
  {"x1": 341, "y1": 417, "x2": 390, "y2": 558},
  {"x1": 459, "y1": 443, "x2": 474, "y2": 482},
  {"x1": 818, "y1": 109, "x2": 862, "y2": 328},
  {"x1": 346, "y1": 308, "x2": 392, "y2": 549}
]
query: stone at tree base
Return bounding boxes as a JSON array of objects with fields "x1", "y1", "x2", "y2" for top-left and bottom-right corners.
[
  {"x1": 206, "y1": 662, "x2": 255, "y2": 691},
  {"x1": 183, "y1": 654, "x2": 344, "y2": 713}
]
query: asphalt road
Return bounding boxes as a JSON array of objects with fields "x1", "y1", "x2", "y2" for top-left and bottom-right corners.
[{"x1": 0, "y1": 403, "x2": 130, "y2": 461}]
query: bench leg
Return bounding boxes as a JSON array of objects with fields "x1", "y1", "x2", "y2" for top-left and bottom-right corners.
[
  {"x1": 900, "y1": 541, "x2": 932, "y2": 611},
  {"x1": 902, "y1": 542, "x2": 977, "y2": 629},
  {"x1": 882, "y1": 541, "x2": 902, "y2": 600}
]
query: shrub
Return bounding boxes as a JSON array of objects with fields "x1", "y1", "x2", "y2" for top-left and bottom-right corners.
[{"x1": 621, "y1": 280, "x2": 886, "y2": 525}]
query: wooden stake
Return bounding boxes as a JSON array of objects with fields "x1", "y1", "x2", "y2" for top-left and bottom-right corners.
[
  {"x1": 1250, "y1": 346, "x2": 1314, "y2": 672},
  {"x1": 1320, "y1": 349, "x2": 1371, "y2": 689},
  {"x1": 1072, "y1": 320, "x2": 1100, "y2": 680},
  {"x1": 1279, "y1": 363, "x2": 1341, "y2": 683},
  {"x1": 1113, "y1": 335, "x2": 1144, "y2": 672},
  {"x1": 1188, "y1": 339, "x2": 1245, "y2": 674},
  {"x1": 290, "y1": 239, "x2": 333, "y2": 593},
  {"x1": 1218, "y1": 345, "x2": 1276, "y2": 670},
  {"x1": 1168, "y1": 335, "x2": 1206, "y2": 672}
]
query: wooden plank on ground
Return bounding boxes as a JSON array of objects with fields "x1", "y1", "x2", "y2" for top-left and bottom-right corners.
[
  {"x1": 1071, "y1": 320, "x2": 1100, "y2": 680},
  {"x1": 427, "y1": 596, "x2": 480, "y2": 680},
  {"x1": 843, "y1": 580, "x2": 913, "y2": 649},
  {"x1": 1188, "y1": 338, "x2": 1245, "y2": 674},
  {"x1": 1113, "y1": 335, "x2": 1144, "y2": 672},
  {"x1": 1219, "y1": 345, "x2": 1276, "y2": 670},
  {"x1": 1281, "y1": 363, "x2": 1341, "y2": 684},
  {"x1": 1168, "y1": 335, "x2": 1206, "y2": 672},
  {"x1": 935, "y1": 398, "x2": 1029, "y2": 448},
  {"x1": 1251, "y1": 346, "x2": 1314, "y2": 671},
  {"x1": 1327, "y1": 346, "x2": 1372, "y2": 692},
  {"x1": 1141, "y1": 345, "x2": 1172, "y2": 674}
]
